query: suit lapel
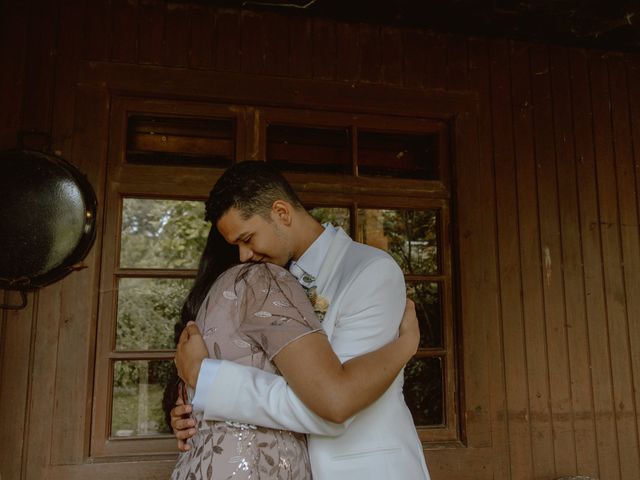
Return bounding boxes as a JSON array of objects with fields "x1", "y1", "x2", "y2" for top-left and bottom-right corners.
[{"x1": 315, "y1": 228, "x2": 352, "y2": 339}]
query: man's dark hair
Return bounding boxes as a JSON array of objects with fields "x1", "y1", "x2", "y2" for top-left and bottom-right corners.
[{"x1": 205, "y1": 161, "x2": 303, "y2": 224}]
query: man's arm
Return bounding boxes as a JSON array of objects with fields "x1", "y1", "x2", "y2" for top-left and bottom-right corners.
[{"x1": 195, "y1": 256, "x2": 407, "y2": 433}]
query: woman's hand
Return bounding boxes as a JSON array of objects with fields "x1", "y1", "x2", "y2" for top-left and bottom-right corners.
[
  {"x1": 170, "y1": 396, "x2": 196, "y2": 452},
  {"x1": 398, "y1": 298, "x2": 420, "y2": 358}
]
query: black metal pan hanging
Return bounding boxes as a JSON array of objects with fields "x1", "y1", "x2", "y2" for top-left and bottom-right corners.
[{"x1": 0, "y1": 149, "x2": 97, "y2": 309}]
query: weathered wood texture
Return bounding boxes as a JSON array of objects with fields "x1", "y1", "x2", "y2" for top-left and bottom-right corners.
[{"x1": 1, "y1": 2, "x2": 640, "y2": 479}]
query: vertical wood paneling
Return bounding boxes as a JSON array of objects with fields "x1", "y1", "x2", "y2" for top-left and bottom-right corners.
[
  {"x1": 627, "y1": 56, "x2": 640, "y2": 446},
  {"x1": 49, "y1": 87, "x2": 110, "y2": 464},
  {"x1": 490, "y1": 39, "x2": 534, "y2": 480},
  {"x1": 138, "y1": 0, "x2": 165, "y2": 65},
  {"x1": 358, "y1": 24, "x2": 381, "y2": 84},
  {"x1": 530, "y1": 44, "x2": 576, "y2": 476},
  {"x1": 263, "y1": 13, "x2": 289, "y2": 76},
  {"x1": 403, "y1": 29, "x2": 426, "y2": 89},
  {"x1": 510, "y1": 42, "x2": 555, "y2": 479},
  {"x1": 468, "y1": 37, "x2": 510, "y2": 476},
  {"x1": 424, "y1": 33, "x2": 446, "y2": 90},
  {"x1": 240, "y1": 10, "x2": 265, "y2": 74},
  {"x1": 570, "y1": 48, "x2": 619, "y2": 479},
  {"x1": 606, "y1": 54, "x2": 640, "y2": 476},
  {"x1": 457, "y1": 37, "x2": 495, "y2": 453},
  {"x1": 0, "y1": 2, "x2": 27, "y2": 148},
  {"x1": 380, "y1": 27, "x2": 402, "y2": 86},
  {"x1": 335, "y1": 22, "x2": 360, "y2": 83},
  {"x1": 0, "y1": 294, "x2": 36, "y2": 480},
  {"x1": 215, "y1": 10, "x2": 241, "y2": 72},
  {"x1": 51, "y1": 0, "x2": 83, "y2": 158},
  {"x1": 163, "y1": 3, "x2": 190, "y2": 67},
  {"x1": 288, "y1": 15, "x2": 312, "y2": 78},
  {"x1": 21, "y1": 0, "x2": 58, "y2": 136},
  {"x1": 83, "y1": 0, "x2": 110, "y2": 61},
  {"x1": 110, "y1": 0, "x2": 138, "y2": 63},
  {"x1": 590, "y1": 51, "x2": 640, "y2": 480},
  {"x1": 24, "y1": 283, "x2": 63, "y2": 479},
  {"x1": 312, "y1": 18, "x2": 336, "y2": 80},
  {"x1": 189, "y1": 4, "x2": 215, "y2": 69},
  {"x1": 549, "y1": 45, "x2": 599, "y2": 477},
  {"x1": 446, "y1": 36, "x2": 468, "y2": 92},
  {"x1": 2, "y1": 3, "x2": 59, "y2": 477}
]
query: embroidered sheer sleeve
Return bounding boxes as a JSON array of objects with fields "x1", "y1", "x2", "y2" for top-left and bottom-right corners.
[{"x1": 237, "y1": 263, "x2": 325, "y2": 360}]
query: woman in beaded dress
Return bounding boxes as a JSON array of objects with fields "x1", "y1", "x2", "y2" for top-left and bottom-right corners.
[{"x1": 166, "y1": 225, "x2": 418, "y2": 480}]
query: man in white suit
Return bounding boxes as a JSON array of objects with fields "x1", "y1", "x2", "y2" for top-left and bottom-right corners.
[{"x1": 173, "y1": 161, "x2": 430, "y2": 480}]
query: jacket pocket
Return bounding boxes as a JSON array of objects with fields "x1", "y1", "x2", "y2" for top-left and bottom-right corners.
[{"x1": 330, "y1": 447, "x2": 401, "y2": 461}]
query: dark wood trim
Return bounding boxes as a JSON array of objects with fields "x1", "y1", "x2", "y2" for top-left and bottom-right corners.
[{"x1": 79, "y1": 61, "x2": 476, "y2": 119}]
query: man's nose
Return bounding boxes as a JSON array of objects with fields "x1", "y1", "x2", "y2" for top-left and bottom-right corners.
[{"x1": 239, "y1": 245, "x2": 253, "y2": 262}]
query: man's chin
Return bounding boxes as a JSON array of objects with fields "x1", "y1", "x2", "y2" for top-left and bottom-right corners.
[{"x1": 247, "y1": 256, "x2": 287, "y2": 267}]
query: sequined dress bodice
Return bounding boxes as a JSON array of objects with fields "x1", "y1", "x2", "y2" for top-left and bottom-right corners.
[{"x1": 171, "y1": 263, "x2": 323, "y2": 480}]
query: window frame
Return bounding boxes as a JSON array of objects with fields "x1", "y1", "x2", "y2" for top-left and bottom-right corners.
[
  {"x1": 91, "y1": 97, "x2": 245, "y2": 457},
  {"x1": 92, "y1": 95, "x2": 460, "y2": 458}
]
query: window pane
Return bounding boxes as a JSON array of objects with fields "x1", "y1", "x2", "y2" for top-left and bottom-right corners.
[
  {"x1": 357, "y1": 209, "x2": 439, "y2": 274},
  {"x1": 308, "y1": 207, "x2": 350, "y2": 232},
  {"x1": 407, "y1": 282, "x2": 442, "y2": 348},
  {"x1": 126, "y1": 115, "x2": 234, "y2": 167},
  {"x1": 116, "y1": 277, "x2": 193, "y2": 351},
  {"x1": 112, "y1": 360, "x2": 173, "y2": 437},
  {"x1": 267, "y1": 124, "x2": 351, "y2": 174},
  {"x1": 120, "y1": 198, "x2": 209, "y2": 269},
  {"x1": 404, "y1": 356, "x2": 445, "y2": 426},
  {"x1": 358, "y1": 130, "x2": 439, "y2": 180}
]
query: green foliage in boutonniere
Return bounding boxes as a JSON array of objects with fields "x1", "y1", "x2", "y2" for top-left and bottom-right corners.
[{"x1": 306, "y1": 286, "x2": 329, "y2": 322}]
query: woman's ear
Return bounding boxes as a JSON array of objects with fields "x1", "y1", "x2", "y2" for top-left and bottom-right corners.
[{"x1": 271, "y1": 200, "x2": 293, "y2": 226}]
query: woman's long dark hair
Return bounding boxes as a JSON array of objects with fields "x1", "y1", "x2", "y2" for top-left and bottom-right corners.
[{"x1": 162, "y1": 224, "x2": 238, "y2": 429}]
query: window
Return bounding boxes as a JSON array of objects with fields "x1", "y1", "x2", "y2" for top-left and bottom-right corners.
[
  {"x1": 264, "y1": 109, "x2": 456, "y2": 442},
  {"x1": 93, "y1": 97, "x2": 457, "y2": 458},
  {"x1": 112, "y1": 198, "x2": 208, "y2": 438}
]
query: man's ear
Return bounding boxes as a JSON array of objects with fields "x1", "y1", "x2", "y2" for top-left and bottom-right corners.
[{"x1": 271, "y1": 200, "x2": 293, "y2": 226}]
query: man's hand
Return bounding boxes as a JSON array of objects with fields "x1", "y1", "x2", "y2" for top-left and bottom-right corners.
[
  {"x1": 175, "y1": 321, "x2": 208, "y2": 388},
  {"x1": 399, "y1": 298, "x2": 420, "y2": 357},
  {"x1": 170, "y1": 395, "x2": 196, "y2": 452}
]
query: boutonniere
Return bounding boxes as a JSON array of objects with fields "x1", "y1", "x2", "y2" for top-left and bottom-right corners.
[{"x1": 306, "y1": 286, "x2": 329, "y2": 322}]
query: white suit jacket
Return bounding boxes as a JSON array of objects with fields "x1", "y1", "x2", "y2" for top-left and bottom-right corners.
[{"x1": 202, "y1": 228, "x2": 430, "y2": 480}]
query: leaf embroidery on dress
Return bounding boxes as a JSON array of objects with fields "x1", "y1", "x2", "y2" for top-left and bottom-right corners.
[
  {"x1": 233, "y1": 338, "x2": 251, "y2": 348},
  {"x1": 222, "y1": 290, "x2": 237, "y2": 300},
  {"x1": 270, "y1": 317, "x2": 291, "y2": 326},
  {"x1": 254, "y1": 311, "x2": 272, "y2": 318},
  {"x1": 263, "y1": 453, "x2": 276, "y2": 466},
  {"x1": 212, "y1": 445, "x2": 223, "y2": 454},
  {"x1": 203, "y1": 326, "x2": 217, "y2": 338},
  {"x1": 272, "y1": 300, "x2": 290, "y2": 308}
]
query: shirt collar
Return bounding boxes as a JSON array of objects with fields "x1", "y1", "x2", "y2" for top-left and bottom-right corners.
[{"x1": 290, "y1": 223, "x2": 336, "y2": 280}]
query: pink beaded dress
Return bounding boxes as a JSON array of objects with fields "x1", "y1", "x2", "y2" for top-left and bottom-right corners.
[{"x1": 171, "y1": 262, "x2": 323, "y2": 480}]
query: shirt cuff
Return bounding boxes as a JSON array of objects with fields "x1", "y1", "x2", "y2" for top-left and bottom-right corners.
[{"x1": 191, "y1": 359, "x2": 221, "y2": 412}]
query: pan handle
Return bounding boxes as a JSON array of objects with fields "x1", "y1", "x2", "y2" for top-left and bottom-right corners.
[{"x1": 0, "y1": 290, "x2": 28, "y2": 310}]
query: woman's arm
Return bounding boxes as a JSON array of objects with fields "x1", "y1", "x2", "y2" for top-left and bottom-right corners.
[{"x1": 272, "y1": 299, "x2": 419, "y2": 424}]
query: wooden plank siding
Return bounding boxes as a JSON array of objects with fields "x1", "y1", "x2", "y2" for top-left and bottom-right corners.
[
  {"x1": 549, "y1": 45, "x2": 600, "y2": 476},
  {"x1": 490, "y1": 38, "x2": 536, "y2": 479},
  {"x1": 530, "y1": 44, "x2": 576, "y2": 476},
  {"x1": 2, "y1": 2, "x2": 640, "y2": 479},
  {"x1": 628, "y1": 55, "x2": 640, "y2": 455}
]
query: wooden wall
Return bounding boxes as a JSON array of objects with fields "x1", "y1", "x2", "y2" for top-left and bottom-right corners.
[{"x1": 2, "y1": 1, "x2": 640, "y2": 479}]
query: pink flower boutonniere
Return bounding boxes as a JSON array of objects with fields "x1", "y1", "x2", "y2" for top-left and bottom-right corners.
[{"x1": 307, "y1": 286, "x2": 329, "y2": 322}]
